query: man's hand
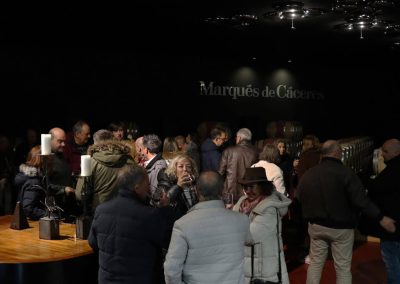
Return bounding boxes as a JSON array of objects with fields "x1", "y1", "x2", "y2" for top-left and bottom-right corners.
[
  {"x1": 380, "y1": 216, "x2": 396, "y2": 233},
  {"x1": 65, "y1": 187, "x2": 75, "y2": 195},
  {"x1": 158, "y1": 189, "x2": 170, "y2": 207}
]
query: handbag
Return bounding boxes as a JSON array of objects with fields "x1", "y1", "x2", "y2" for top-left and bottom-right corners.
[{"x1": 250, "y1": 208, "x2": 282, "y2": 284}]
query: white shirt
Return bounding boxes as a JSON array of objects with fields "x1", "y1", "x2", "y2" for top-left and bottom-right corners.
[{"x1": 252, "y1": 160, "x2": 286, "y2": 195}]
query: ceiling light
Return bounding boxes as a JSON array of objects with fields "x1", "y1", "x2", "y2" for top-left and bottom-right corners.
[
  {"x1": 334, "y1": 7, "x2": 392, "y2": 39},
  {"x1": 263, "y1": 1, "x2": 326, "y2": 29}
]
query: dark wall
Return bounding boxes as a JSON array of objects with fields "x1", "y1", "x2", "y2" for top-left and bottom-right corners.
[{"x1": 1, "y1": 47, "x2": 398, "y2": 145}]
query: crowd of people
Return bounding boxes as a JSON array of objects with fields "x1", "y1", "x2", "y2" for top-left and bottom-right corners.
[{"x1": 0, "y1": 120, "x2": 399, "y2": 284}]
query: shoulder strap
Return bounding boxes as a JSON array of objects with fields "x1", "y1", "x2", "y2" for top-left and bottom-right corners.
[
  {"x1": 250, "y1": 207, "x2": 282, "y2": 283},
  {"x1": 276, "y1": 208, "x2": 282, "y2": 283}
]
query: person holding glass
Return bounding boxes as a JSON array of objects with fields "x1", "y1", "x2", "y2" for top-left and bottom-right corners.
[
  {"x1": 233, "y1": 167, "x2": 291, "y2": 284},
  {"x1": 156, "y1": 154, "x2": 199, "y2": 222}
]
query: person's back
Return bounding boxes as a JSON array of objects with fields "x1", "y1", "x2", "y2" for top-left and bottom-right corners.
[
  {"x1": 15, "y1": 145, "x2": 47, "y2": 220},
  {"x1": 219, "y1": 128, "x2": 258, "y2": 203},
  {"x1": 253, "y1": 144, "x2": 286, "y2": 195},
  {"x1": 299, "y1": 151, "x2": 374, "y2": 227},
  {"x1": 164, "y1": 171, "x2": 250, "y2": 284},
  {"x1": 298, "y1": 140, "x2": 395, "y2": 284},
  {"x1": 295, "y1": 134, "x2": 321, "y2": 182},
  {"x1": 88, "y1": 165, "x2": 167, "y2": 284},
  {"x1": 75, "y1": 140, "x2": 135, "y2": 213}
]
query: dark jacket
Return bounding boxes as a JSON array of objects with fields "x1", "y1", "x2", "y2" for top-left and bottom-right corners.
[
  {"x1": 366, "y1": 155, "x2": 400, "y2": 240},
  {"x1": 278, "y1": 153, "x2": 294, "y2": 191},
  {"x1": 88, "y1": 188, "x2": 167, "y2": 284},
  {"x1": 296, "y1": 147, "x2": 321, "y2": 182},
  {"x1": 14, "y1": 165, "x2": 47, "y2": 220},
  {"x1": 218, "y1": 140, "x2": 259, "y2": 202},
  {"x1": 201, "y1": 138, "x2": 221, "y2": 171},
  {"x1": 298, "y1": 157, "x2": 382, "y2": 229},
  {"x1": 157, "y1": 169, "x2": 197, "y2": 222},
  {"x1": 48, "y1": 152, "x2": 73, "y2": 196},
  {"x1": 75, "y1": 141, "x2": 135, "y2": 214},
  {"x1": 63, "y1": 138, "x2": 89, "y2": 174}
]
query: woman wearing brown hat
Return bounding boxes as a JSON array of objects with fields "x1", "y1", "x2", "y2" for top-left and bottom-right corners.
[{"x1": 233, "y1": 167, "x2": 292, "y2": 284}]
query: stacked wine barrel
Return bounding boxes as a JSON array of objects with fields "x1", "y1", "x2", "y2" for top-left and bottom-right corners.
[
  {"x1": 256, "y1": 121, "x2": 303, "y2": 157},
  {"x1": 265, "y1": 121, "x2": 303, "y2": 141},
  {"x1": 338, "y1": 137, "x2": 374, "y2": 174}
]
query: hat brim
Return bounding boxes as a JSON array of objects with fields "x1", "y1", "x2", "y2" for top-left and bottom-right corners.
[{"x1": 238, "y1": 178, "x2": 269, "y2": 185}]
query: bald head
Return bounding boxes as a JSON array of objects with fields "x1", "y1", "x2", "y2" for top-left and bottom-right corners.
[
  {"x1": 382, "y1": 139, "x2": 400, "y2": 163},
  {"x1": 49, "y1": 127, "x2": 66, "y2": 153},
  {"x1": 321, "y1": 140, "x2": 342, "y2": 160},
  {"x1": 135, "y1": 136, "x2": 143, "y2": 148},
  {"x1": 135, "y1": 136, "x2": 145, "y2": 162},
  {"x1": 197, "y1": 171, "x2": 224, "y2": 201}
]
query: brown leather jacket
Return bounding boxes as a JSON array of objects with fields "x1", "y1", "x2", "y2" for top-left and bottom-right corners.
[{"x1": 218, "y1": 141, "x2": 259, "y2": 202}]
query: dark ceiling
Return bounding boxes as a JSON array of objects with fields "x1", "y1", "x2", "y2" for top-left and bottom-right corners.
[
  {"x1": 2, "y1": 1, "x2": 400, "y2": 67},
  {"x1": 1, "y1": 3, "x2": 399, "y2": 139}
]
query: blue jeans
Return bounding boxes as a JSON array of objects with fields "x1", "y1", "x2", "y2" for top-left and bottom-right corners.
[{"x1": 381, "y1": 239, "x2": 400, "y2": 284}]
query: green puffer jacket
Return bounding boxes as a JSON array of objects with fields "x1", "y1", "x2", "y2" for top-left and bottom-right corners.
[{"x1": 75, "y1": 141, "x2": 135, "y2": 213}]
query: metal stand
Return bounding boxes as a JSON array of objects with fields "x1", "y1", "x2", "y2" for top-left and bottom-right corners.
[
  {"x1": 39, "y1": 154, "x2": 60, "y2": 240},
  {"x1": 76, "y1": 176, "x2": 92, "y2": 239},
  {"x1": 10, "y1": 201, "x2": 29, "y2": 230},
  {"x1": 39, "y1": 217, "x2": 60, "y2": 240}
]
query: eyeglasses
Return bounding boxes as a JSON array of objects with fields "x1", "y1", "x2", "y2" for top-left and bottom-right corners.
[{"x1": 217, "y1": 137, "x2": 228, "y2": 142}]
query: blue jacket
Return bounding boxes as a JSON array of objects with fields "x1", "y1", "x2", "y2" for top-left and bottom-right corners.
[{"x1": 200, "y1": 138, "x2": 221, "y2": 171}]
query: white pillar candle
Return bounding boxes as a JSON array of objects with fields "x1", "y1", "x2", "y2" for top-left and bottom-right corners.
[
  {"x1": 41, "y1": 134, "x2": 52, "y2": 155},
  {"x1": 80, "y1": 155, "x2": 92, "y2": 177}
]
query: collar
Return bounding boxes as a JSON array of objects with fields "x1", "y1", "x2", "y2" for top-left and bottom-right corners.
[
  {"x1": 144, "y1": 155, "x2": 155, "y2": 167},
  {"x1": 321, "y1": 156, "x2": 342, "y2": 163},
  {"x1": 188, "y1": 200, "x2": 225, "y2": 213}
]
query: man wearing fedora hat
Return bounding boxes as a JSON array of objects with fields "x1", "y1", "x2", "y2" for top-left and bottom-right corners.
[{"x1": 233, "y1": 167, "x2": 292, "y2": 284}]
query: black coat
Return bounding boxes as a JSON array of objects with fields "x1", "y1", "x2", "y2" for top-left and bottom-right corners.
[
  {"x1": 298, "y1": 157, "x2": 382, "y2": 229},
  {"x1": 367, "y1": 155, "x2": 400, "y2": 240},
  {"x1": 88, "y1": 188, "x2": 167, "y2": 284},
  {"x1": 15, "y1": 172, "x2": 47, "y2": 220}
]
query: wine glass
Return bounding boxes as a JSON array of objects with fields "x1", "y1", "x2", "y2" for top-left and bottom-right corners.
[{"x1": 222, "y1": 193, "x2": 234, "y2": 209}]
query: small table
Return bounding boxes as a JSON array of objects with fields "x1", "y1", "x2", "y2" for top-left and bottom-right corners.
[{"x1": 0, "y1": 215, "x2": 93, "y2": 264}]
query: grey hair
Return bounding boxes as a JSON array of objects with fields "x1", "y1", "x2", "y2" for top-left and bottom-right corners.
[
  {"x1": 93, "y1": 129, "x2": 114, "y2": 144},
  {"x1": 116, "y1": 164, "x2": 147, "y2": 192},
  {"x1": 196, "y1": 171, "x2": 224, "y2": 200},
  {"x1": 143, "y1": 134, "x2": 162, "y2": 154},
  {"x1": 72, "y1": 120, "x2": 89, "y2": 134},
  {"x1": 237, "y1": 128, "x2": 252, "y2": 141}
]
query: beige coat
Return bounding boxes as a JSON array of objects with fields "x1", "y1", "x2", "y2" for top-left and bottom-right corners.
[
  {"x1": 234, "y1": 191, "x2": 292, "y2": 284},
  {"x1": 164, "y1": 200, "x2": 251, "y2": 284}
]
